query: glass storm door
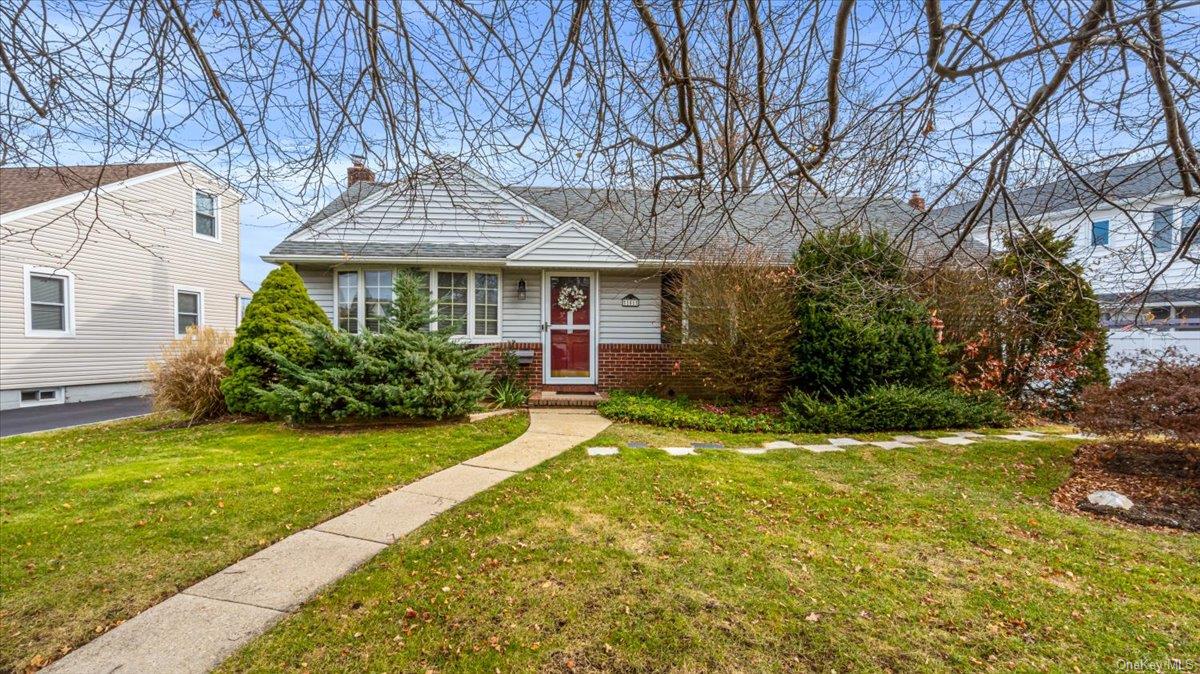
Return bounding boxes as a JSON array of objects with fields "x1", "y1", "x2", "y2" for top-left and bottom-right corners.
[{"x1": 545, "y1": 274, "x2": 594, "y2": 383}]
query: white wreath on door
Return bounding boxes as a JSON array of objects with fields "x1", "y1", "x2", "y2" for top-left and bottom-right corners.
[{"x1": 557, "y1": 285, "x2": 586, "y2": 313}]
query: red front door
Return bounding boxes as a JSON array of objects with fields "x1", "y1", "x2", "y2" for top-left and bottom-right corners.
[{"x1": 547, "y1": 275, "x2": 592, "y2": 381}]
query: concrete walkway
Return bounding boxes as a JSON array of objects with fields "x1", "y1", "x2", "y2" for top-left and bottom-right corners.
[{"x1": 45, "y1": 409, "x2": 610, "y2": 674}]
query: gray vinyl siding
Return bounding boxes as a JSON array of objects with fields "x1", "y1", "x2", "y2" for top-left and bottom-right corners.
[
  {"x1": 296, "y1": 266, "x2": 335, "y2": 322},
  {"x1": 511, "y1": 227, "x2": 631, "y2": 264},
  {"x1": 0, "y1": 166, "x2": 244, "y2": 392},
  {"x1": 599, "y1": 271, "x2": 662, "y2": 344},
  {"x1": 502, "y1": 272, "x2": 542, "y2": 340},
  {"x1": 299, "y1": 178, "x2": 553, "y2": 247}
]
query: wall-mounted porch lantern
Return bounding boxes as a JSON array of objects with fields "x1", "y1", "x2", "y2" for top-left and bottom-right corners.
[
  {"x1": 621, "y1": 293, "x2": 640, "y2": 307},
  {"x1": 516, "y1": 278, "x2": 527, "y2": 300}
]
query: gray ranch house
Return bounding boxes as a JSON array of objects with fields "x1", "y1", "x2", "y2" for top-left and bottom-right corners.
[{"x1": 266, "y1": 159, "x2": 925, "y2": 393}]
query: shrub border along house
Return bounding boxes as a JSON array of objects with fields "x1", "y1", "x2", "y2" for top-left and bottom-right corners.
[{"x1": 599, "y1": 388, "x2": 1010, "y2": 434}]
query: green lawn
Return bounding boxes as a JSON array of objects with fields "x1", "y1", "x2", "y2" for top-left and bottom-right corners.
[
  {"x1": 0, "y1": 413, "x2": 528, "y2": 672},
  {"x1": 222, "y1": 425, "x2": 1199, "y2": 672}
]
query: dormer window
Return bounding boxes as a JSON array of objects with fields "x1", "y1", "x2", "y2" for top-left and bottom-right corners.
[{"x1": 195, "y1": 190, "x2": 218, "y2": 239}]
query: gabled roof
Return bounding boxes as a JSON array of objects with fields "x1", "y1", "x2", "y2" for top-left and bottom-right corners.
[
  {"x1": 506, "y1": 220, "x2": 636, "y2": 267},
  {"x1": 0, "y1": 162, "x2": 182, "y2": 215},
  {"x1": 270, "y1": 162, "x2": 980, "y2": 265},
  {"x1": 929, "y1": 156, "x2": 1184, "y2": 225}
]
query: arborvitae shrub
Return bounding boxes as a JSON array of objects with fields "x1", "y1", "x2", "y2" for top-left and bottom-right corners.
[
  {"x1": 790, "y1": 230, "x2": 946, "y2": 397},
  {"x1": 222, "y1": 263, "x2": 331, "y2": 415}
]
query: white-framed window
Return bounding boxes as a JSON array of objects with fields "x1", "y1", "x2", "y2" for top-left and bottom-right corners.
[
  {"x1": 436, "y1": 271, "x2": 469, "y2": 336},
  {"x1": 19, "y1": 387, "x2": 62, "y2": 407},
  {"x1": 194, "y1": 190, "x2": 219, "y2": 240},
  {"x1": 333, "y1": 267, "x2": 500, "y2": 341},
  {"x1": 474, "y1": 272, "x2": 499, "y2": 336},
  {"x1": 364, "y1": 270, "x2": 394, "y2": 333},
  {"x1": 23, "y1": 266, "x2": 75, "y2": 337},
  {"x1": 336, "y1": 271, "x2": 360, "y2": 333},
  {"x1": 174, "y1": 286, "x2": 205, "y2": 336}
]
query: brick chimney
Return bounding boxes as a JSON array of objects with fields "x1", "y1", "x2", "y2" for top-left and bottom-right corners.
[
  {"x1": 347, "y1": 155, "x2": 375, "y2": 187},
  {"x1": 907, "y1": 189, "x2": 926, "y2": 211}
]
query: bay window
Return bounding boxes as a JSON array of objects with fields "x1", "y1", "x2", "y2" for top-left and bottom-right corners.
[{"x1": 335, "y1": 268, "x2": 500, "y2": 340}]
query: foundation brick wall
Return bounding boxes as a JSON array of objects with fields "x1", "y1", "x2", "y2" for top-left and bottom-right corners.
[{"x1": 476, "y1": 341, "x2": 697, "y2": 393}]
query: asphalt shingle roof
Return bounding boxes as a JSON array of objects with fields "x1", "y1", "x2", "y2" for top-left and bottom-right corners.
[
  {"x1": 929, "y1": 156, "x2": 1182, "y2": 225},
  {"x1": 269, "y1": 241, "x2": 519, "y2": 259},
  {"x1": 274, "y1": 174, "x2": 981, "y2": 264},
  {"x1": 1, "y1": 162, "x2": 182, "y2": 214}
]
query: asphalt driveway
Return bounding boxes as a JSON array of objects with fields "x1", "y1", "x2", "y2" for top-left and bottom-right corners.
[{"x1": 0, "y1": 396, "x2": 152, "y2": 438}]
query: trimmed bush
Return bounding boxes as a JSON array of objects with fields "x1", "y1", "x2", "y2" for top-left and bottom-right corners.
[
  {"x1": 222, "y1": 264, "x2": 331, "y2": 415},
  {"x1": 256, "y1": 323, "x2": 491, "y2": 424},
  {"x1": 782, "y1": 386, "x2": 1009, "y2": 432},
  {"x1": 597, "y1": 392, "x2": 787, "y2": 433},
  {"x1": 598, "y1": 388, "x2": 1008, "y2": 434},
  {"x1": 148, "y1": 326, "x2": 233, "y2": 422},
  {"x1": 791, "y1": 230, "x2": 946, "y2": 397}
]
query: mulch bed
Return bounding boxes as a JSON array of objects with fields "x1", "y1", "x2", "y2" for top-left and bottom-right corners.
[{"x1": 1053, "y1": 440, "x2": 1200, "y2": 533}]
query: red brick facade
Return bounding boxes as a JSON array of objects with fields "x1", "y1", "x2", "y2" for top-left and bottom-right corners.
[{"x1": 476, "y1": 341, "x2": 693, "y2": 392}]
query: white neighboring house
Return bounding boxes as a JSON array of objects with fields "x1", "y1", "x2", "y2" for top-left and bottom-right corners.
[
  {"x1": 0, "y1": 162, "x2": 251, "y2": 410},
  {"x1": 932, "y1": 157, "x2": 1200, "y2": 368}
]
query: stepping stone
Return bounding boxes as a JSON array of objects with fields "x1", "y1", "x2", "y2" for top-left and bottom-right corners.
[
  {"x1": 1063, "y1": 433, "x2": 1098, "y2": 440},
  {"x1": 801, "y1": 444, "x2": 845, "y2": 453},
  {"x1": 996, "y1": 434, "x2": 1039, "y2": 441},
  {"x1": 625, "y1": 441, "x2": 650, "y2": 448},
  {"x1": 185, "y1": 530, "x2": 384, "y2": 612},
  {"x1": 692, "y1": 441, "x2": 725, "y2": 449},
  {"x1": 868, "y1": 440, "x2": 913, "y2": 450},
  {"x1": 828, "y1": 437, "x2": 865, "y2": 446},
  {"x1": 1013, "y1": 430, "x2": 1045, "y2": 436},
  {"x1": 736, "y1": 448, "x2": 767, "y2": 455},
  {"x1": 587, "y1": 446, "x2": 619, "y2": 456},
  {"x1": 951, "y1": 431, "x2": 984, "y2": 438},
  {"x1": 762, "y1": 440, "x2": 799, "y2": 449},
  {"x1": 893, "y1": 435, "x2": 927, "y2": 443},
  {"x1": 935, "y1": 436, "x2": 975, "y2": 446},
  {"x1": 662, "y1": 447, "x2": 696, "y2": 456}
]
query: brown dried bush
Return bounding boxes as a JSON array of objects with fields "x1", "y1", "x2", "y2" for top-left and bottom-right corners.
[
  {"x1": 148, "y1": 326, "x2": 233, "y2": 422},
  {"x1": 1077, "y1": 352, "x2": 1200, "y2": 444},
  {"x1": 662, "y1": 247, "x2": 795, "y2": 403}
]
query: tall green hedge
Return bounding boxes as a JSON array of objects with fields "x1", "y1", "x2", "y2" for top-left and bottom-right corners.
[
  {"x1": 790, "y1": 230, "x2": 946, "y2": 397},
  {"x1": 222, "y1": 263, "x2": 331, "y2": 415}
]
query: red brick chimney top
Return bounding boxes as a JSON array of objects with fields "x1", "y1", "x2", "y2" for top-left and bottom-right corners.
[
  {"x1": 907, "y1": 189, "x2": 926, "y2": 211},
  {"x1": 347, "y1": 155, "x2": 375, "y2": 187}
]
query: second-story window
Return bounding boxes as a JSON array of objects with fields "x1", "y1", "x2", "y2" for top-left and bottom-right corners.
[
  {"x1": 1090, "y1": 219, "x2": 1109, "y2": 247},
  {"x1": 1151, "y1": 207, "x2": 1175, "y2": 252},
  {"x1": 195, "y1": 190, "x2": 217, "y2": 238}
]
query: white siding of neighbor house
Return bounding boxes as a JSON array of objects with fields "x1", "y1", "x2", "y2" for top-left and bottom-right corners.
[
  {"x1": 290, "y1": 265, "x2": 659, "y2": 344},
  {"x1": 511, "y1": 226, "x2": 632, "y2": 265},
  {"x1": 0, "y1": 166, "x2": 244, "y2": 397},
  {"x1": 295, "y1": 178, "x2": 553, "y2": 247},
  {"x1": 599, "y1": 271, "x2": 662, "y2": 343}
]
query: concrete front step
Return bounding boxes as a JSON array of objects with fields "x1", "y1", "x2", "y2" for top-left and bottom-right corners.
[{"x1": 528, "y1": 391, "x2": 608, "y2": 408}]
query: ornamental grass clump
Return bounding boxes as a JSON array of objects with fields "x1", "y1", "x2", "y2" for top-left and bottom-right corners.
[{"x1": 148, "y1": 325, "x2": 233, "y2": 422}]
